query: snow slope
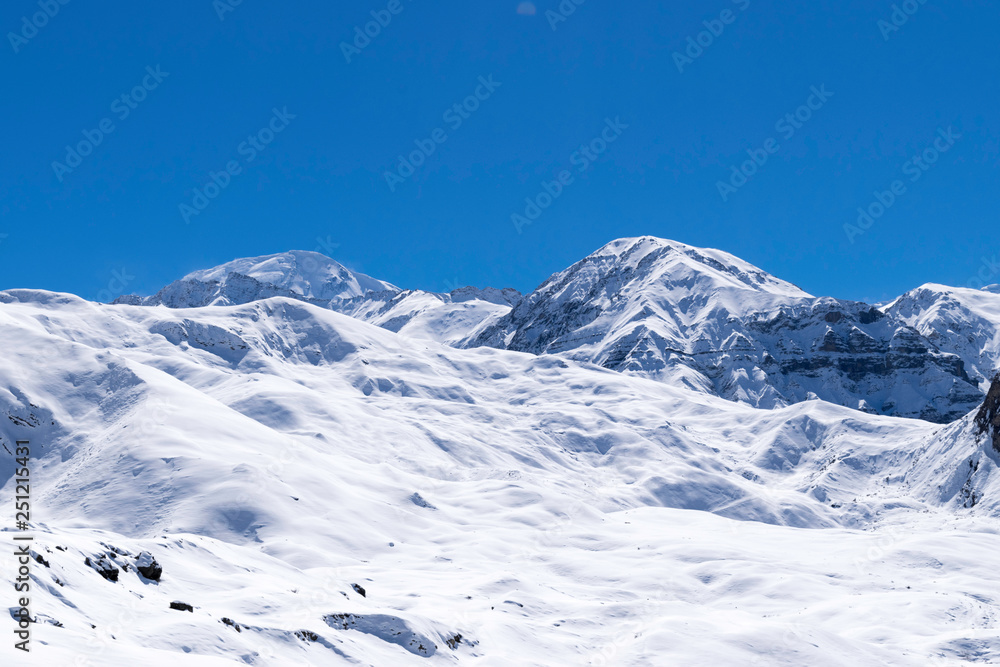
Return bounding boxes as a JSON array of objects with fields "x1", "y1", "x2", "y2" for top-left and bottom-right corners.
[
  {"x1": 2, "y1": 287, "x2": 1000, "y2": 665},
  {"x1": 334, "y1": 288, "x2": 518, "y2": 347}
]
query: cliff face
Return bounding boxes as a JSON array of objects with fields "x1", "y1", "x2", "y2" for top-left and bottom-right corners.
[{"x1": 975, "y1": 375, "x2": 1000, "y2": 453}]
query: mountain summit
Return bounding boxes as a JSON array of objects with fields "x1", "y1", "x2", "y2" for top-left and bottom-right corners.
[
  {"x1": 469, "y1": 235, "x2": 813, "y2": 357},
  {"x1": 117, "y1": 250, "x2": 400, "y2": 308}
]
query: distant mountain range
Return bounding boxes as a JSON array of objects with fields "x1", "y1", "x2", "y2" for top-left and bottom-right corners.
[{"x1": 118, "y1": 236, "x2": 1000, "y2": 424}]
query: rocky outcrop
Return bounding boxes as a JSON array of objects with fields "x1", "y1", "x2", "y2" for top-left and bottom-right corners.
[
  {"x1": 324, "y1": 613, "x2": 437, "y2": 657},
  {"x1": 85, "y1": 556, "x2": 119, "y2": 582},
  {"x1": 135, "y1": 552, "x2": 162, "y2": 581},
  {"x1": 975, "y1": 375, "x2": 1000, "y2": 453}
]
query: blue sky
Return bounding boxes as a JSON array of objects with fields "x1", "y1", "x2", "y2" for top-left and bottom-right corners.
[{"x1": 1, "y1": 0, "x2": 997, "y2": 302}]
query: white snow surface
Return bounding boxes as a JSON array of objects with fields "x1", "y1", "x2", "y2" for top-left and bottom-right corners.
[{"x1": 2, "y1": 281, "x2": 1000, "y2": 665}]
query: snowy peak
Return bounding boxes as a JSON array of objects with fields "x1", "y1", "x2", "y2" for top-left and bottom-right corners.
[
  {"x1": 105, "y1": 237, "x2": 1000, "y2": 424},
  {"x1": 179, "y1": 250, "x2": 399, "y2": 302},
  {"x1": 115, "y1": 251, "x2": 523, "y2": 349},
  {"x1": 527, "y1": 237, "x2": 811, "y2": 314},
  {"x1": 467, "y1": 237, "x2": 982, "y2": 423},
  {"x1": 583, "y1": 236, "x2": 812, "y2": 299},
  {"x1": 123, "y1": 251, "x2": 400, "y2": 308},
  {"x1": 469, "y1": 236, "x2": 813, "y2": 359}
]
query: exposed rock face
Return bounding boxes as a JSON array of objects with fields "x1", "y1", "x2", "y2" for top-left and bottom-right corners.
[
  {"x1": 85, "y1": 556, "x2": 119, "y2": 582},
  {"x1": 221, "y1": 617, "x2": 244, "y2": 632},
  {"x1": 135, "y1": 552, "x2": 162, "y2": 581},
  {"x1": 733, "y1": 303, "x2": 981, "y2": 423},
  {"x1": 975, "y1": 375, "x2": 1000, "y2": 453}
]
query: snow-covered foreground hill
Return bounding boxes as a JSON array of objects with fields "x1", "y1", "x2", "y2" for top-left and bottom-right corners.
[{"x1": 3, "y1": 288, "x2": 1000, "y2": 665}]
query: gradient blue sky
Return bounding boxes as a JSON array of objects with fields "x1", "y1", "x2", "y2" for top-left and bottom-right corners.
[{"x1": 2, "y1": 0, "x2": 997, "y2": 302}]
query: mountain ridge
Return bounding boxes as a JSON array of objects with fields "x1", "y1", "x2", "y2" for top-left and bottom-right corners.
[{"x1": 109, "y1": 236, "x2": 1000, "y2": 424}]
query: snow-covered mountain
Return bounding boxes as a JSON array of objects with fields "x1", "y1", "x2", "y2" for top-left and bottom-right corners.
[
  {"x1": 9, "y1": 238, "x2": 1000, "y2": 664},
  {"x1": 117, "y1": 251, "x2": 521, "y2": 348},
  {"x1": 3, "y1": 285, "x2": 1000, "y2": 665},
  {"x1": 469, "y1": 237, "x2": 981, "y2": 423},
  {"x1": 334, "y1": 287, "x2": 519, "y2": 347},
  {"x1": 117, "y1": 250, "x2": 401, "y2": 307},
  {"x1": 886, "y1": 283, "x2": 1000, "y2": 390}
]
